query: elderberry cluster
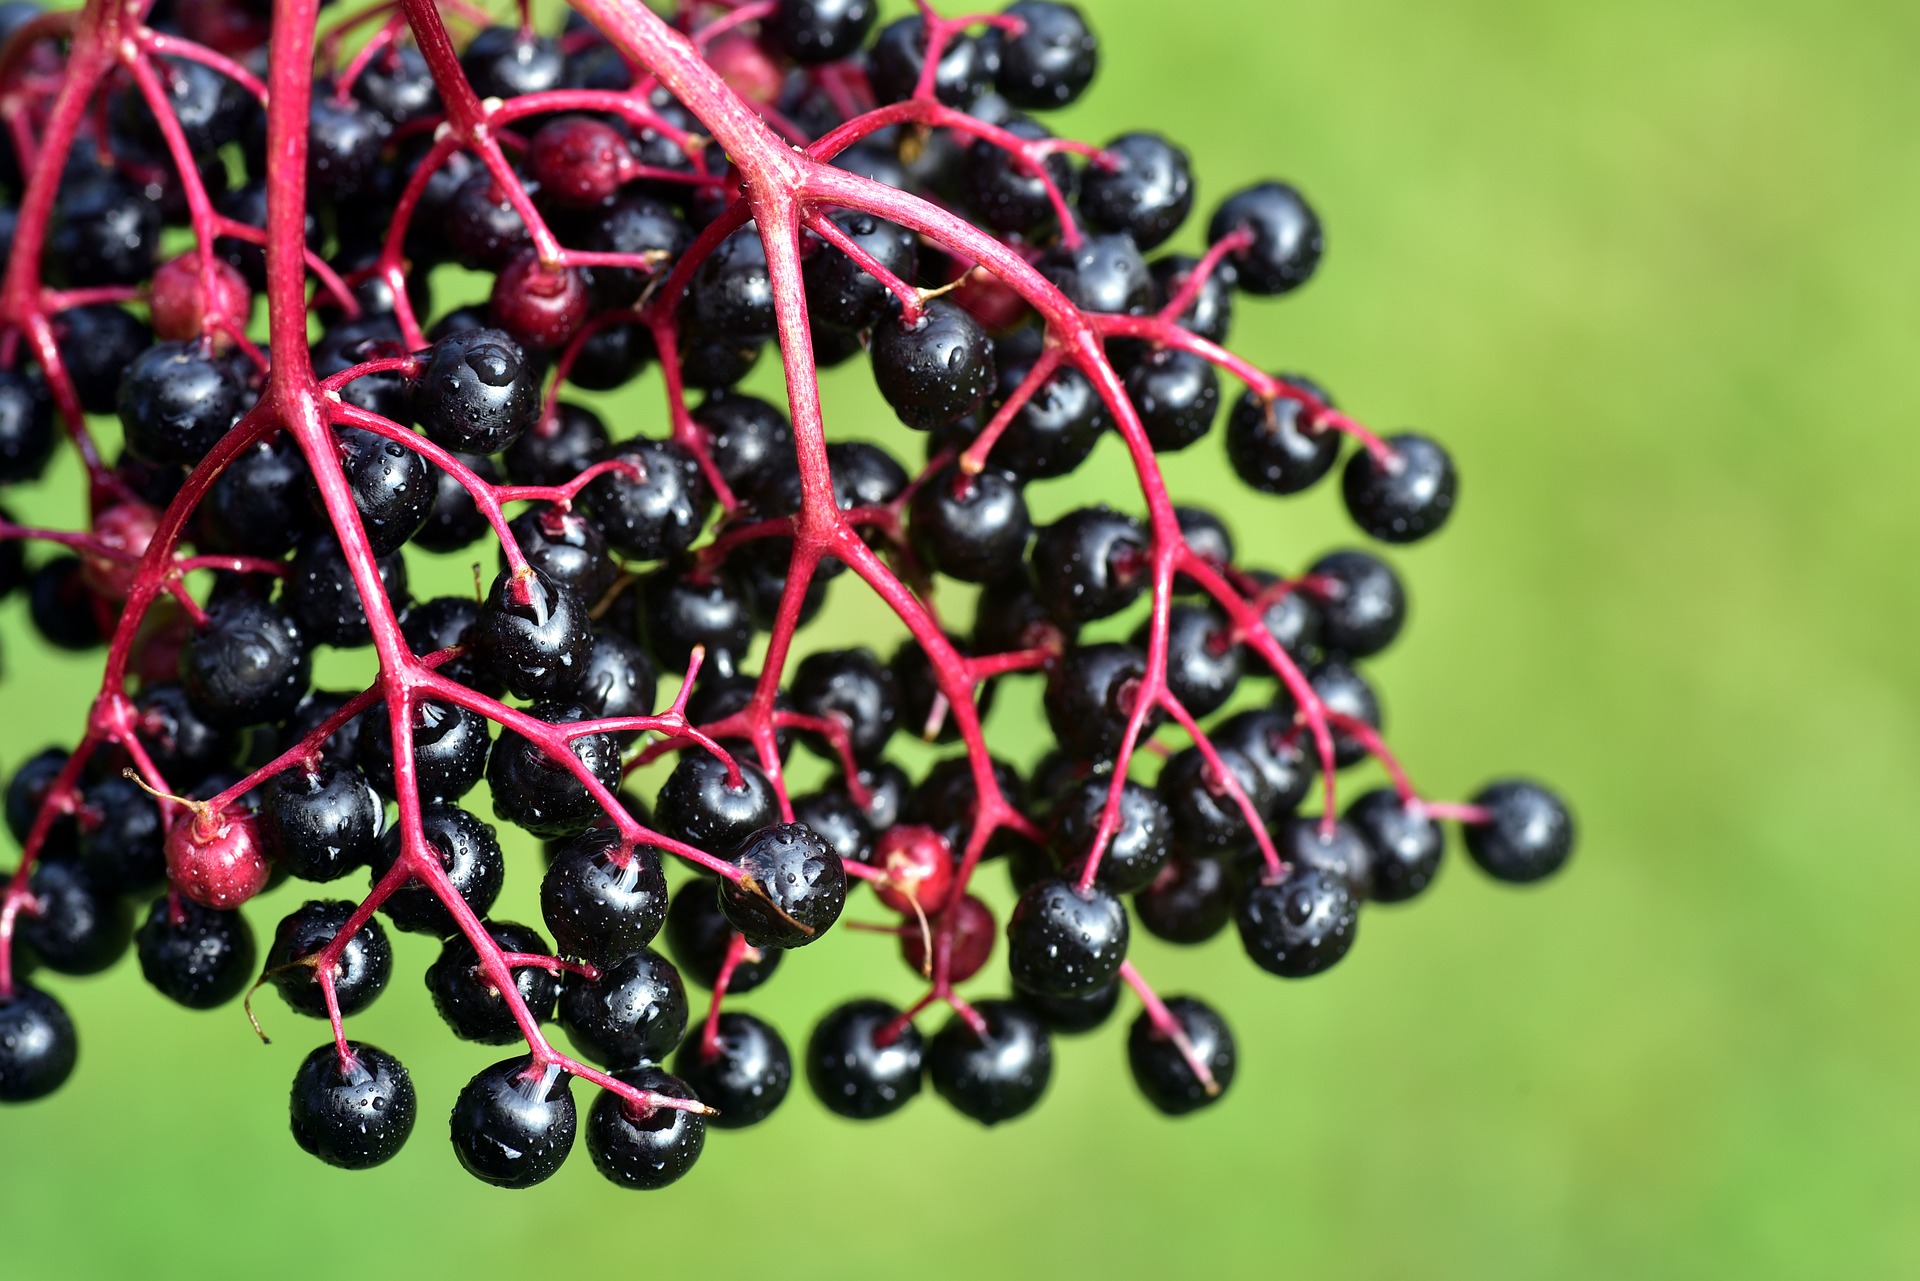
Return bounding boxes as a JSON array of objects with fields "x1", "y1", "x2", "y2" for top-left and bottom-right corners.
[{"x1": 0, "y1": 0, "x2": 1574, "y2": 1188}]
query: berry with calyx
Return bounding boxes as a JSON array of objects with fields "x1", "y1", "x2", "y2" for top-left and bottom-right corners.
[
  {"x1": 790, "y1": 647, "x2": 900, "y2": 763},
  {"x1": 164, "y1": 801, "x2": 271, "y2": 910},
  {"x1": 1346, "y1": 788, "x2": 1444, "y2": 902},
  {"x1": 541, "y1": 829, "x2": 669, "y2": 969},
  {"x1": 928, "y1": 999, "x2": 1052, "y2": 1125},
  {"x1": 584, "y1": 438, "x2": 713, "y2": 562},
  {"x1": 487, "y1": 702, "x2": 623, "y2": 839},
  {"x1": 1274, "y1": 815, "x2": 1374, "y2": 899},
  {"x1": 963, "y1": 115, "x2": 1076, "y2": 236},
  {"x1": 449, "y1": 1056, "x2": 576, "y2": 1189},
  {"x1": 263, "y1": 762, "x2": 383, "y2": 883},
  {"x1": 807, "y1": 998, "x2": 924, "y2": 1119},
  {"x1": 1237, "y1": 867, "x2": 1358, "y2": 978},
  {"x1": 586, "y1": 1065, "x2": 706, "y2": 1189},
  {"x1": 556, "y1": 947, "x2": 687, "y2": 1067},
  {"x1": 1308, "y1": 549, "x2": 1405, "y2": 659},
  {"x1": 910, "y1": 464, "x2": 1032, "y2": 583},
  {"x1": 1343, "y1": 433, "x2": 1459, "y2": 544},
  {"x1": 475, "y1": 568, "x2": 594, "y2": 701},
  {"x1": 264, "y1": 900, "x2": 393, "y2": 1018},
  {"x1": 654, "y1": 753, "x2": 778, "y2": 855},
  {"x1": 871, "y1": 300, "x2": 997, "y2": 431},
  {"x1": 1080, "y1": 132, "x2": 1192, "y2": 250},
  {"x1": 1018, "y1": 981, "x2": 1121, "y2": 1035},
  {"x1": 368, "y1": 803, "x2": 505, "y2": 936},
  {"x1": 804, "y1": 210, "x2": 918, "y2": 331},
  {"x1": 672, "y1": 1012, "x2": 790, "y2": 1129},
  {"x1": 413, "y1": 328, "x2": 541, "y2": 454},
  {"x1": 1031, "y1": 505, "x2": 1149, "y2": 625},
  {"x1": 719, "y1": 822, "x2": 847, "y2": 948},
  {"x1": 1225, "y1": 381, "x2": 1339, "y2": 495},
  {"x1": 1209, "y1": 181, "x2": 1324, "y2": 295},
  {"x1": 1048, "y1": 775, "x2": 1172, "y2": 894},
  {"x1": 1127, "y1": 996, "x2": 1234, "y2": 1115},
  {"x1": 355, "y1": 698, "x2": 492, "y2": 803},
  {"x1": 1124, "y1": 346, "x2": 1219, "y2": 452},
  {"x1": 1038, "y1": 232, "x2": 1154, "y2": 315},
  {"x1": 426, "y1": 921, "x2": 560, "y2": 1044},
  {"x1": 901, "y1": 893, "x2": 997, "y2": 981},
  {"x1": 1006, "y1": 877, "x2": 1129, "y2": 997},
  {"x1": 136, "y1": 896, "x2": 256, "y2": 1009},
  {"x1": 1150, "y1": 253, "x2": 1235, "y2": 344},
  {"x1": 117, "y1": 341, "x2": 254, "y2": 466},
  {"x1": 284, "y1": 534, "x2": 409, "y2": 649},
  {"x1": 289, "y1": 1041, "x2": 416, "y2": 1169},
  {"x1": 1464, "y1": 780, "x2": 1575, "y2": 883},
  {"x1": 76, "y1": 775, "x2": 166, "y2": 895}
]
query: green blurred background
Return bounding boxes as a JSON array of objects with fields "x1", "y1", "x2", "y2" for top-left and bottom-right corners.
[{"x1": 5, "y1": 0, "x2": 1919, "y2": 1276}]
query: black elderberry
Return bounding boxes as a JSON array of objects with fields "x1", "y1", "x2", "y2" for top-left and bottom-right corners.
[
  {"x1": 311, "y1": 313, "x2": 412, "y2": 422},
  {"x1": 415, "y1": 452, "x2": 498, "y2": 553},
  {"x1": 871, "y1": 299, "x2": 996, "y2": 431},
  {"x1": 868, "y1": 16, "x2": 997, "y2": 108},
  {"x1": 891, "y1": 634, "x2": 995, "y2": 746},
  {"x1": 910, "y1": 464, "x2": 1033, "y2": 583},
  {"x1": 289, "y1": 1041, "x2": 416, "y2": 1169},
  {"x1": 576, "y1": 633, "x2": 658, "y2": 744},
  {"x1": 355, "y1": 697, "x2": 491, "y2": 803},
  {"x1": 1125, "y1": 346, "x2": 1220, "y2": 452},
  {"x1": 7, "y1": 749, "x2": 78, "y2": 867},
  {"x1": 284, "y1": 534, "x2": 409, "y2": 649},
  {"x1": 1018, "y1": 981, "x2": 1120, "y2": 1035},
  {"x1": 19, "y1": 858, "x2": 133, "y2": 975},
  {"x1": 503, "y1": 403, "x2": 609, "y2": 488},
  {"x1": 801, "y1": 211, "x2": 915, "y2": 335},
  {"x1": 0, "y1": 369, "x2": 55, "y2": 483},
  {"x1": 691, "y1": 225, "x2": 775, "y2": 340},
  {"x1": 586, "y1": 1065, "x2": 706, "y2": 1190},
  {"x1": 1275, "y1": 815, "x2": 1374, "y2": 899},
  {"x1": 1210, "y1": 180, "x2": 1324, "y2": 295},
  {"x1": 557, "y1": 946, "x2": 687, "y2": 1067},
  {"x1": 306, "y1": 95, "x2": 390, "y2": 200},
  {"x1": 0, "y1": 984, "x2": 77, "y2": 1102},
  {"x1": 639, "y1": 566, "x2": 754, "y2": 675},
  {"x1": 1237, "y1": 867, "x2": 1358, "y2": 978},
  {"x1": 328, "y1": 425, "x2": 435, "y2": 557},
  {"x1": 205, "y1": 434, "x2": 313, "y2": 557},
  {"x1": 475, "y1": 568, "x2": 594, "y2": 701},
  {"x1": 1225, "y1": 380, "x2": 1339, "y2": 495},
  {"x1": 970, "y1": 358, "x2": 1109, "y2": 479},
  {"x1": 1241, "y1": 568, "x2": 1325, "y2": 664},
  {"x1": 1044, "y1": 642, "x2": 1157, "y2": 761},
  {"x1": 460, "y1": 26, "x2": 566, "y2": 98},
  {"x1": 672, "y1": 1011, "x2": 790, "y2": 1129},
  {"x1": 1038, "y1": 232, "x2": 1153, "y2": 315},
  {"x1": 653, "y1": 753, "x2": 778, "y2": 856},
  {"x1": 52, "y1": 304, "x2": 150, "y2": 416},
  {"x1": 412, "y1": 327, "x2": 540, "y2": 455},
  {"x1": 352, "y1": 44, "x2": 439, "y2": 126},
  {"x1": 928, "y1": 998, "x2": 1052, "y2": 1126},
  {"x1": 399, "y1": 596, "x2": 501, "y2": 698},
  {"x1": 1308, "y1": 549, "x2": 1406, "y2": 659},
  {"x1": 1150, "y1": 253, "x2": 1235, "y2": 344},
  {"x1": 766, "y1": 0, "x2": 876, "y2": 63},
  {"x1": 488, "y1": 702, "x2": 622, "y2": 839},
  {"x1": 542, "y1": 829, "x2": 669, "y2": 969},
  {"x1": 426, "y1": 921, "x2": 559, "y2": 1044},
  {"x1": 507, "y1": 507, "x2": 617, "y2": 605},
  {"x1": 1157, "y1": 742, "x2": 1270, "y2": 858},
  {"x1": 1135, "y1": 854, "x2": 1235, "y2": 944},
  {"x1": 688, "y1": 393, "x2": 792, "y2": 498},
  {"x1": 445, "y1": 170, "x2": 531, "y2": 271},
  {"x1": 76, "y1": 775, "x2": 165, "y2": 895},
  {"x1": 995, "y1": 1, "x2": 1098, "y2": 108},
  {"x1": 450, "y1": 1057, "x2": 577, "y2": 1189},
  {"x1": 1150, "y1": 601, "x2": 1243, "y2": 716},
  {"x1": 791, "y1": 789, "x2": 873, "y2": 866},
  {"x1": 29, "y1": 557, "x2": 106, "y2": 651},
  {"x1": 1346, "y1": 788, "x2": 1445, "y2": 902},
  {"x1": 117, "y1": 341, "x2": 254, "y2": 466},
  {"x1": 265, "y1": 900, "x2": 393, "y2": 1018},
  {"x1": 790, "y1": 647, "x2": 900, "y2": 763},
  {"x1": 180, "y1": 595, "x2": 311, "y2": 730},
  {"x1": 1048, "y1": 774, "x2": 1172, "y2": 894},
  {"x1": 1127, "y1": 996, "x2": 1235, "y2": 1115},
  {"x1": 1031, "y1": 505, "x2": 1149, "y2": 625},
  {"x1": 1211, "y1": 707, "x2": 1317, "y2": 815},
  {"x1": 1289, "y1": 659, "x2": 1383, "y2": 768},
  {"x1": 46, "y1": 174, "x2": 160, "y2": 287},
  {"x1": 1006, "y1": 877, "x2": 1129, "y2": 998},
  {"x1": 1343, "y1": 432, "x2": 1459, "y2": 544},
  {"x1": 1463, "y1": 780, "x2": 1575, "y2": 883},
  {"x1": 963, "y1": 115, "x2": 1077, "y2": 235},
  {"x1": 136, "y1": 896, "x2": 256, "y2": 1009},
  {"x1": 1080, "y1": 131, "x2": 1192, "y2": 249},
  {"x1": 263, "y1": 761, "x2": 384, "y2": 883},
  {"x1": 581, "y1": 193, "x2": 690, "y2": 308},
  {"x1": 584, "y1": 438, "x2": 713, "y2": 562},
  {"x1": 808, "y1": 998, "x2": 924, "y2": 1119},
  {"x1": 719, "y1": 822, "x2": 846, "y2": 949},
  {"x1": 664, "y1": 888, "x2": 782, "y2": 993},
  {"x1": 368, "y1": 803, "x2": 505, "y2": 936}
]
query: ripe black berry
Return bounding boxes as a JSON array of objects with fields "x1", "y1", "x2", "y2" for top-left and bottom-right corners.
[
  {"x1": 963, "y1": 115, "x2": 1076, "y2": 235},
  {"x1": 449, "y1": 1056, "x2": 577, "y2": 1188},
  {"x1": 1018, "y1": 981, "x2": 1120, "y2": 1035},
  {"x1": 1031, "y1": 505, "x2": 1149, "y2": 625},
  {"x1": 508, "y1": 506, "x2": 616, "y2": 604},
  {"x1": 265, "y1": 899, "x2": 393, "y2": 1018},
  {"x1": 1044, "y1": 642, "x2": 1156, "y2": 762},
  {"x1": 426, "y1": 921, "x2": 560, "y2": 1044},
  {"x1": 1127, "y1": 996, "x2": 1234, "y2": 1115},
  {"x1": 671, "y1": 1012, "x2": 791, "y2": 1129},
  {"x1": 1038, "y1": 232, "x2": 1153, "y2": 315},
  {"x1": 1135, "y1": 855, "x2": 1234, "y2": 944},
  {"x1": 664, "y1": 888, "x2": 782, "y2": 993},
  {"x1": 263, "y1": 762, "x2": 384, "y2": 884},
  {"x1": 475, "y1": 568, "x2": 594, "y2": 701},
  {"x1": 289, "y1": 1041, "x2": 416, "y2": 1169},
  {"x1": 1343, "y1": 432, "x2": 1459, "y2": 543},
  {"x1": 1150, "y1": 253, "x2": 1235, "y2": 344},
  {"x1": 460, "y1": 26, "x2": 566, "y2": 98},
  {"x1": 1237, "y1": 867, "x2": 1358, "y2": 978},
  {"x1": 871, "y1": 300, "x2": 996, "y2": 431},
  {"x1": 541, "y1": 830, "x2": 669, "y2": 969},
  {"x1": 20, "y1": 857, "x2": 135, "y2": 975},
  {"x1": 719, "y1": 822, "x2": 847, "y2": 948},
  {"x1": 503, "y1": 403, "x2": 609, "y2": 488},
  {"x1": 329, "y1": 425, "x2": 434, "y2": 557},
  {"x1": 369, "y1": 803, "x2": 505, "y2": 936},
  {"x1": 557, "y1": 947, "x2": 687, "y2": 1067},
  {"x1": 970, "y1": 358, "x2": 1108, "y2": 479},
  {"x1": 136, "y1": 896, "x2": 256, "y2": 1009},
  {"x1": 0, "y1": 986, "x2": 78, "y2": 1103},
  {"x1": 1124, "y1": 346, "x2": 1219, "y2": 451},
  {"x1": 766, "y1": 0, "x2": 876, "y2": 63},
  {"x1": 586, "y1": 1065, "x2": 706, "y2": 1189},
  {"x1": 487, "y1": 702, "x2": 622, "y2": 839},
  {"x1": 807, "y1": 998, "x2": 924, "y2": 1119},
  {"x1": 77, "y1": 774, "x2": 166, "y2": 895},
  {"x1": 0, "y1": 368, "x2": 55, "y2": 483},
  {"x1": 1275, "y1": 816, "x2": 1374, "y2": 899},
  {"x1": 355, "y1": 698, "x2": 492, "y2": 803},
  {"x1": 584, "y1": 438, "x2": 713, "y2": 561},
  {"x1": 1225, "y1": 381, "x2": 1339, "y2": 495},
  {"x1": 1346, "y1": 788, "x2": 1444, "y2": 902},
  {"x1": 996, "y1": 1, "x2": 1098, "y2": 109},
  {"x1": 284, "y1": 534, "x2": 408, "y2": 649},
  {"x1": 1006, "y1": 877, "x2": 1129, "y2": 998},
  {"x1": 910, "y1": 464, "x2": 1032, "y2": 583},
  {"x1": 1080, "y1": 132, "x2": 1192, "y2": 250},
  {"x1": 1048, "y1": 774, "x2": 1172, "y2": 894},
  {"x1": 868, "y1": 16, "x2": 995, "y2": 108},
  {"x1": 654, "y1": 753, "x2": 778, "y2": 855},
  {"x1": 1151, "y1": 601, "x2": 1242, "y2": 716},
  {"x1": 204, "y1": 434, "x2": 313, "y2": 557},
  {"x1": 790, "y1": 647, "x2": 899, "y2": 762},
  {"x1": 414, "y1": 328, "x2": 541, "y2": 454},
  {"x1": 1209, "y1": 181, "x2": 1324, "y2": 295},
  {"x1": 804, "y1": 210, "x2": 918, "y2": 330},
  {"x1": 928, "y1": 999, "x2": 1052, "y2": 1126},
  {"x1": 639, "y1": 566, "x2": 754, "y2": 675},
  {"x1": 1464, "y1": 780, "x2": 1575, "y2": 883},
  {"x1": 117, "y1": 341, "x2": 254, "y2": 466},
  {"x1": 1308, "y1": 549, "x2": 1405, "y2": 659}
]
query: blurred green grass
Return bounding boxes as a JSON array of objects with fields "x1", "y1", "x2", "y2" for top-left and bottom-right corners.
[{"x1": 5, "y1": 0, "x2": 1919, "y2": 1276}]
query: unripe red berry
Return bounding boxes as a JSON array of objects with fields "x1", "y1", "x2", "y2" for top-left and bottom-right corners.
[
  {"x1": 165, "y1": 805, "x2": 271, "y2": 909},
  {"x1": 872, "y1": 824, "x2": 956, "y2": 916},
  {"x1": 901, "y1": 893, "x2": 995, "y2": 982},
  {"x1": 710, "y1": 34, "x2": 784, "y2": 106},
  {"x1": 80, "y1": 501, "x2": 160, "y2": 597},
  {"x1": 149, "y1": 254, "x2": 251, "y2": 341},
  {"x1": 529, "y1": 117, "x2": 631, "y2": 208},
  {"x1": 489, "y1": 251, "x2": 590, "y2": 351}
]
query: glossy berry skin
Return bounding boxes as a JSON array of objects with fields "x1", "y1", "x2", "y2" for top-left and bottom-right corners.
[
  {"x1": 687, "y1": 393, "x2": 790, "y2": 498},
  {"x1": 263, "y1": 763, "x2": 384, "y2": 884},
  {"x1": 807, "y1": 998, "x2": 925, "y2": 1120},
  {"x1": 672, "y1": 1012, "x2": 790, "y2": 1129},
  {"x1": 1346, "y1": 788, "x2": 1445, "y2": 903},
  {"x1": 963, "y1": 116, "x2": 1076, "y2": 236},
  {"x1": 766, "y1": 0, "x2": 875, "y2": 63},
  {"x1": 205, "y1": 434, "x2": 312, "y2": 557},
  {"x1": 639, "y1": 568, "x2": 754, "y2": 675},
  {"x1": 580, "y1": 193, "x2": 690, "y2": 308},
  {"x1": 413, "y1": 328, "x2": 541, "y2": 454},
  {"x1": 1464, "y1": 780, "x2": 1575, "y2": 883},
  {"x1": 1080, "y1": 131, "x2": 1193, "y2": 250},
  {"x1": 76, "y1": 774, "x2": 166, "y2": 895},
  {"x1": 1151, "y1": 253, "x2": 1235, "y2": 344},
  {"x1": 804, "y1": 210, "x2": 918, "y2": 331},
  {"x1": 1237, "y1": 867, "x2": 1358, "y2": 978},
  {"x1": 265, "y1": 900, "x2": 393, "y2": 1018},
  {"x1": 475, "y1": 569, "x2": 593, "y2": 702},
  {"x1": 284, "y1": 534, "x2": 408, "y2": 649},
  {"x1": 1343, "y1": 432, "x2": 1458, "y2": 544},
  {"x1": 289, "y1": 1041, "x2": 416, "y2": 1169},
  {"x1": 692, "y1": 226, "x2": 776, "y2": 340},
  {"x1": 329, "y1": 426, "x2": 435, "y2": 557},
  {"x1": 1209, "y1": 181, "x2": 1324, "y2": 295},
  {"x1": 1210, "y1": 708, "x2": 1316, "y2": 817},
  {"x1": 1006, "y1": 877, "x2": 1129, "y2": 998},
  {"x1": 1276, "y1": 816, "x2": 1375, "y2": 899},
  {"x1": 719, "y1": 823, "x2": 847, "y2": 949},
  {"x1": 1038, "y1": 232, "x2": 1153, "y2": 315},
  {"x1": 136, "y1": 897, "x2": 256, "y2": 1009},
  {"x1": 356, "y1": 698, "x2": 491, "y2": 803},
  {"x1": 654, "y1": 754, "x2": 778, "y2": 856},
  {"x1": 928, "y1": 999, "x2": 1052, "y2": 1126},
  {"x1": 792, "y1": 789, "x2": 873, "y2": 867},
  {"x1": 1044, "y1": 642, "x2": 1155, "y2": 762},
  {"x1": 584, "y1": 438, "x2": 713, "y2": 562},
  {"x1": 426, "y1": 922, "x2": 559, "y2": 1044},
  {"x1": 967, "y1": 360, "x2": 1109, "y2": 480},
  {"x1": 1031, "y1": 505, "x2": 1149, "y2": 625},
  {"x1": 399, "y1": 596, "x2": 500, "y2": 697},
  {"x1": 166, "y1": 804, "x2": 271, "y2": 909},
  {"x1": 29, "y1": 556, "x2": 107, "y2": 652},
  {"x1": 487, "y1": 703, "x2": 622, "y2": 840},
  {"x1": 449, "y1": 1057, "x2": 577, "y2": 1189},
  {"x1": 664, "y1": 889, "x2": 782, "y2": 993},
  {"x1": 0, "y1": 986, "x2": 78, "y2": 1103},
  {"x1": 0, "y1": 369, "x2": 55, "y2": 483},
  {"x1": 557, "y1": 947, "x2": 687, "y2": 1068},
  {"x1": 871, "y1": 300, "x2": 996, "y2": 431},
  {"x1": 1125, "y1": 346, "x2": 1219, "y2": 452},
  {"x1": 1017, "y1": 981, "x2": 1119, "y2": 1035},
  {"x1": 902, "y1": 893, "x2": 997, "y2": 982},
  {"x1": 868, "y1": 17, "x2": 995, "y2": 108},
  {"x1": 117, "y1": 341, "x2": 253, "y2": 466},
  {"x1": 790, "y1": 647, "x2": 899, "y2": 763},
  {"x1": 508, "y1": 507, "x2": 617, "y2": 605},
  {"x1": 504, "y1": 403, "x2": 608, "y2": 488},
  {"x1": 1049, "y1": 775, "x2": 1172, "y2": 894},
  {"x1": 1151, "y1": 602, "x2": 1242, "y2": 717},
  {"x1": 577, "y1": 633, "x2": 658, "y2": 745},
  {"x1": 19, "y1": 859, "x2": 134, "y2": 976},
  {"x1": 586, "y1": 1065, "x2": 705, "y2": 1190},
  {"x1": 542, "y1": 829, "x2": 669, "y2": 969},
  {"x1": 1225, "y1": 382, "x2": 1339, "y2": 495},
  {"x1": 910, "y1": 465, "x2": 1032, "y2": 583},
  {"x1": 1308, "y1": 549, "x2": 1406, "y2": 659},
  {"x1": 52, "y1": 304, "x2": 151, "y2": 416},
  {"x1": 1127, "y1": 996, "x2": 1235, "y2": 1115},
  {"x1": 369, "y1": 804, "x2": 505, "y2": 936},
  {"x1": 996, "y1": 1, "x2": 1098, "y2": 109},
  {"x1": 460, "y1": 26, "x2": 566, "y2": 98},
  {"x1": 1295, "y1": 659, "x2": 1383, "y2": 769},
  {"x1": 47, "y1": 175, "x2": 160, "y2": 287},
  {"x1": 1135, "y1": 855, "x2": 1235, "y2": 944}
]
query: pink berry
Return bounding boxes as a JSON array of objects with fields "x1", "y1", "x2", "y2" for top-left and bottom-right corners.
[{"x1": 165, "y1": 806, "x2": 271, "y2": 910}]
